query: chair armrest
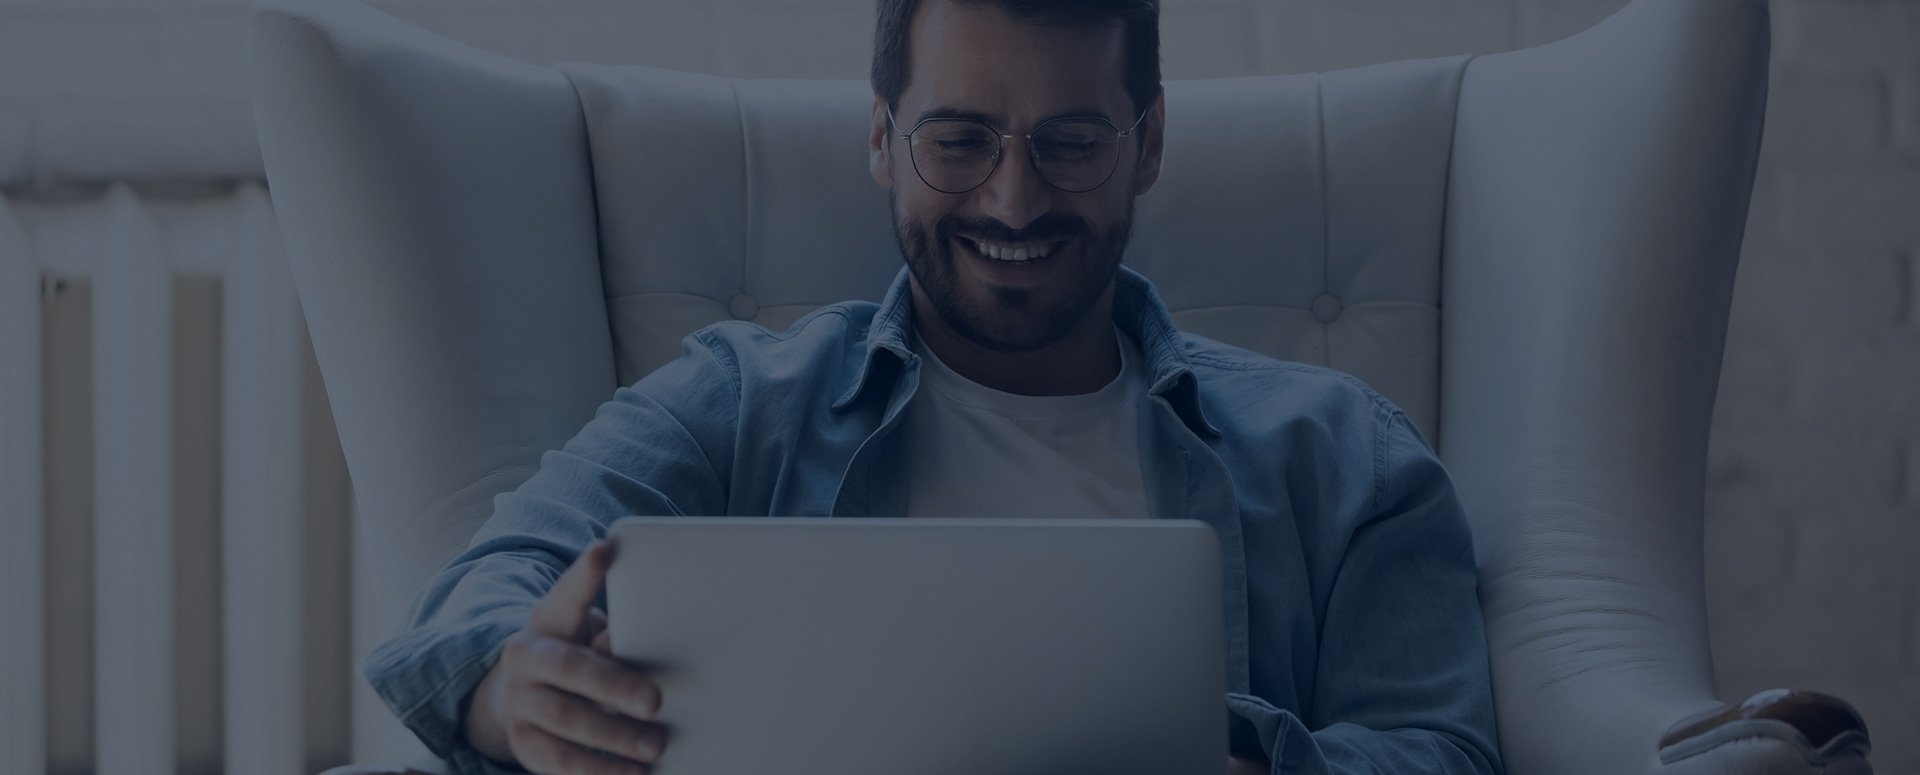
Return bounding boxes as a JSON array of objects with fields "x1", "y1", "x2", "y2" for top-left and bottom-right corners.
[{"x1": 1660, "y1": 688, "x2": 1870, "y2": 755}]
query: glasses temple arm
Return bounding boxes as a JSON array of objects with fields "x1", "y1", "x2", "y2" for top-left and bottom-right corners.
[
  {"x1": 885, "y1": 105, "x2": 913, "y2": 140},
  {"x1": 1116, "y1": 102, "x2": 1155, "y2": 137}
]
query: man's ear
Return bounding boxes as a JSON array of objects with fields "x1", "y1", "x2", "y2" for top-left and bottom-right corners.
[
  {"x1": 870, "y1": 96, "x2": 894, "y2": 191},
  {"x1": 1132, "y1": 91, "x2": 1166, "y2": 197}
]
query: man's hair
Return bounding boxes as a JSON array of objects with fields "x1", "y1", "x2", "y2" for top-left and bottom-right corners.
[{"x1": 872, "y1": 0, "x2": 1162, "y2": 117}]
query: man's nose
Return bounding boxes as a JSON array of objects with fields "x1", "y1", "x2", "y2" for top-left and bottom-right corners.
[{"x1": 973, "y1": 144, "x2": 1053, "y2": 231}]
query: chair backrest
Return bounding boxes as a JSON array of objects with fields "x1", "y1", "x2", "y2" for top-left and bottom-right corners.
[
  {"x1": 248, "y1": 0, "x2": 1768, "y2": 771},
  {"x1": 563, "y1": 60, "x2": 1463, "y2": 437}
]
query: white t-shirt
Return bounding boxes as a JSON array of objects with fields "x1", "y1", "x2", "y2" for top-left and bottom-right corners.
[{"x1": 904, "y1": 328, "x2": 1152, "y2": 520}]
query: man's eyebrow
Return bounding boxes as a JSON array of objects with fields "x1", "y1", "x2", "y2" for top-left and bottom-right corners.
[
  {"x1": 914, "y1": 106, "x2": 1119, "y2": 128},
  {"x1": 916, "y1": 106, "x2": 997, "y2": 124}
]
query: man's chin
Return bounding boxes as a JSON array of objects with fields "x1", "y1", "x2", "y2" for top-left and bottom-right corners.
[
  {"x1": 947, "y1": 310, "x2": 1055, "y2": 353},
  {"x1": 948, "y1": 278, "x2": 1115, "y2": 353}
]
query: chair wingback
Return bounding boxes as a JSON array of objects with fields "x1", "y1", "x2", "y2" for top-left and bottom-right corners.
[
  {"x1": 1441, "y1": 0, "x2": 1769, "y2": 770},
  {"x1": 248, "y1": 0, "x2": 617, "y2": 654}
]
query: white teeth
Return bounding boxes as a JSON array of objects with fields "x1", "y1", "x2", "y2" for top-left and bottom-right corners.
[{"x1": 970, "y1": 239, "x2": 1054, "y2": 263}]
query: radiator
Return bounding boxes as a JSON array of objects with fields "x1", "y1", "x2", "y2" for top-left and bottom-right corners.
[{"x1": 1, "y1": 182, "x2": 403, "y2": 775}]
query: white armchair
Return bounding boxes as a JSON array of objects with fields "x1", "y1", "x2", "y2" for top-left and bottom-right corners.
[{"x1": 246, "y1": 0, "x2": 1873, "y2": 772}]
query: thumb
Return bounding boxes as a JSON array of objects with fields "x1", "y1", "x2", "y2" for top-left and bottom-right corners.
[{"x1": 526, "y1": 538, "x2": 616, "y2": 640}]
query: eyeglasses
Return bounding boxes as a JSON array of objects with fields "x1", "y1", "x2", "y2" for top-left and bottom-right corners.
[{"x1": 887, "y1": 104, "x2": 1150, "y2": 194}]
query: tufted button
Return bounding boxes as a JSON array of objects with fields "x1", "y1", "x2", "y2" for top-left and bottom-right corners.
[
  {"x1": 728, "y1": 293, "x2": 760, "y2": 321},
  {"x1": 1311, "y1": 293, "x2": 1343, "y2": 323}
]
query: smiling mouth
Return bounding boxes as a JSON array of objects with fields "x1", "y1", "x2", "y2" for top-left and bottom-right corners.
[{"x1": 965, "y1": 237, "x2": 1063, "y2": 264}]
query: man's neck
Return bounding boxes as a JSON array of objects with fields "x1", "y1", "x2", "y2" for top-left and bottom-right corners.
[{"x1": 908, "y1": 285, "x2": 1121, "y2": 397}]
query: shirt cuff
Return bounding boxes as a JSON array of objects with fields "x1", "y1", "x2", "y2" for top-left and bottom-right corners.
[
  {"x1": 1226, "y1": 692, "x2": 1317, "y2": 775},
  {"x1": 361, "y1": 615, "x2": 525, "y2": 773}
]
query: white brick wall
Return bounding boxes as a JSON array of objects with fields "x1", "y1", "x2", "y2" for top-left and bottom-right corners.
[
  {"x1": 1709, "y1": 0, "x2": 1920, "y2": 758},
  {"x1": 2, "y1": 0, "x2": 1914, "y2": 769}
]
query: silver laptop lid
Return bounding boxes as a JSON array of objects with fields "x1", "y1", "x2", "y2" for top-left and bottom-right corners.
[{"x1": 606, "y1": 517, "x2": 1227, "y2": 775}]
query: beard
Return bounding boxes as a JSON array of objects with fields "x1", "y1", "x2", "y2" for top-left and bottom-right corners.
[{"x1": 891, "y1": 193, "x2": 1134, "y2": 353}]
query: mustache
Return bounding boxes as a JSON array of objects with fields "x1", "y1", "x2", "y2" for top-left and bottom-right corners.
[{"x1": 934, "y1": 213, "x2": 1092, "y2": 245}]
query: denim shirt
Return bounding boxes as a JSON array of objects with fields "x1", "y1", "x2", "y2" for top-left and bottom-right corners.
[{"x1": 364, "y1": 266, "x2": 1503, "y2": 775}]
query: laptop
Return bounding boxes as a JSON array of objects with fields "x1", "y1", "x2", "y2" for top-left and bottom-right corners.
[{"x1": 605, "y1": 517, "x2": 1227, "y2": 775}]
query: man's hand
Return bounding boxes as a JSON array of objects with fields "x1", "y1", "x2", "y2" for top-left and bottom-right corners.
[{"x1": 464, "y1": 540, "x2": 668, "y2": 775}]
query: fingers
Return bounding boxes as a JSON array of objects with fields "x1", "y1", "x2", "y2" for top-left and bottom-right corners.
[
  {"x1": 528, "y1": 539, "x2": 617, "y2": 640},
  {"x1": 511, "y1": 721, "x2": 653, "y2": 775},
  {"x1": 521, "y1": 684, "x2": 666, "y2": 765},
  {"x1": 511, "y1": 637, "x2": 662, "y2": 721},
  {"x1": 590, "y1": 627, "x2": 613, "y2": 656}
]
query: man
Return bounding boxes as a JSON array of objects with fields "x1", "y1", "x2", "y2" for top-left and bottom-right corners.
[{"x1": 362, "y1": 0, "x2": 1503, "y2": 773}]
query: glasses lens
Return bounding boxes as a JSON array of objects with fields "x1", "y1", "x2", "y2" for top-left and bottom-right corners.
[
  {"x1": 1032, "y1": 120, "x2": 1121, "y2": 192},
  {"x1": 911, "y1": 120, "x2": 999, "y2": 193}
]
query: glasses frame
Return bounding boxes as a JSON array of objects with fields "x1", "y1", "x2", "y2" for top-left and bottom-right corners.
[{"x1": 886, "y1": 103, "x2": 1152, "y2": 194}]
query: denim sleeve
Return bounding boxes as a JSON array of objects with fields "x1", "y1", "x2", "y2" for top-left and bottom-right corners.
[
  {"x1": 1233, "y1": 411, "x2": 1503, "y2": 775},
  {"x1": 359, "y1": 335, "x2": 741, "y2": 774}
]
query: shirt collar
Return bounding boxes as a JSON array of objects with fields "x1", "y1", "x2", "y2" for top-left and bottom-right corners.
[{"x1": 835, "y1": 265, "x2": 1220, "y2": 438}]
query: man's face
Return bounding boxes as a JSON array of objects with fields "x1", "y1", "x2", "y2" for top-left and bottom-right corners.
[{"x1": 870, "y1": 0, "x2": 1163, "y2": 353}]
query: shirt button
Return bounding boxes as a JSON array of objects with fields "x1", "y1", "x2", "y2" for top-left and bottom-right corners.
[
  {"x1": 1311, "y1": 293, "x2": 1343, "y2": 323},
  {"x1": 728, "y1": 293, "x2": 760, "y2": 321}
]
